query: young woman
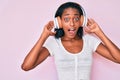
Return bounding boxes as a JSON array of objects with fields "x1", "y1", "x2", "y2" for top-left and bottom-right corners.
[{"x1": 21, "y1": 2, "x2": 120, "y2": 80}]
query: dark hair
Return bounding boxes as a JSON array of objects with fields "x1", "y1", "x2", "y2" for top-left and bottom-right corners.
[{"x1": 54, "y1": 2, "x2": 83, "y2": 39}]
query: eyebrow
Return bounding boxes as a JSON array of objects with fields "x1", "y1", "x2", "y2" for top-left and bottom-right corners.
[{"x1": 63, "y1": 13, "x2": 80, "y2": 16}]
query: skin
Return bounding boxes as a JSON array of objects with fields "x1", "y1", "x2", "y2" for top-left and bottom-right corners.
[{"x1": 21, "y1": 8, "x2": 120, "y2": 71}]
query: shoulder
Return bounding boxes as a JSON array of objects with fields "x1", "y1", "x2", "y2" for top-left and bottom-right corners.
[
  {"x1": 83, "y1": 34, "x2": 96, "y2": 39},
  {"x1": 43, "y1": 36, "x2": 59, "y2": 56},
  {"x1": 44, "y1": 36, "x2": 57, "y2": 46},
  {"x1": 83, "y1": 34, "x2": 100, "y2": 41},
  {"x1": 83, "y1": 34, "x2": 101, "y2": 51}
]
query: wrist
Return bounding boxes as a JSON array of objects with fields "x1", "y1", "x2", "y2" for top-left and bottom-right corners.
[
  {"x1": 95, "y1": 28, "x2": 104, "y2": 37},
  {"x1": 41, "y1": 32, "x2": 49, "y2": 40},
  {"x1": 96, "y1": 30, "x2": 106, "y2": 41}
]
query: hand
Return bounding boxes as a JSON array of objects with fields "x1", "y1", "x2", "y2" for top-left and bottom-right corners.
[
  {"x1": 42, "y1": 21, "x2": 56, "y2": 37},
  {"x1": 84, "y1": 18, "x2": 103, "y2": 36}
]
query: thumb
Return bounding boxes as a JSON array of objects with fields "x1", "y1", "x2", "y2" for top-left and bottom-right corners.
[
  {"x1": 84, "y1": 27, "x2": 91, "y2": 33},
  {"x1": 50, "y1": 31, "x2": 56, "y2": 36}
]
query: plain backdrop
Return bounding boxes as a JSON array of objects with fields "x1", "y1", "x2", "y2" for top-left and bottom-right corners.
[{"x1": 0, "y1": 0, "x2": 120, "y2": 80}]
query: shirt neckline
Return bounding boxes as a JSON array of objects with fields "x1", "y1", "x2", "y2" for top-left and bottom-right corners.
[{"x1": 58, "y1": 37, "x2": 85, "y2": 56}]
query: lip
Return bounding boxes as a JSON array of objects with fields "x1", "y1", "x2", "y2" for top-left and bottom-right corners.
[{"x1": 68, "y1": 28, "x2": 76, "y2": 35}]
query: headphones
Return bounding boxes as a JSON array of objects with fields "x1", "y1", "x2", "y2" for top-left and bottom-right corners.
[{"x1": 53, "y1": 5, "x2": 87, "y2": 31}]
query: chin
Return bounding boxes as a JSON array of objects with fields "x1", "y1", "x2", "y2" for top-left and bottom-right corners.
[{"x1": 68, "y1": 35, "x2": 76, "y2": 39}]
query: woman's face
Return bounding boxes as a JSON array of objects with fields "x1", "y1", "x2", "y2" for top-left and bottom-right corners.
[{"x1": 61, "y1": 8, "x2": 82, "y2": 39}]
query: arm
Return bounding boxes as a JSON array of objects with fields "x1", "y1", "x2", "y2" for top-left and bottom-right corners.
[
  {"x1": 85, "y1": 18, "x2": 120, "y2": 63},
  {"x1": 21, "y1": 21, "x2": 55, "y2": 71}
]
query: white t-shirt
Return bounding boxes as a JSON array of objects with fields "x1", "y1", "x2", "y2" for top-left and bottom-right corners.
[{"x1": 44, "y1": 34, "x2": 101, "y2": 80}]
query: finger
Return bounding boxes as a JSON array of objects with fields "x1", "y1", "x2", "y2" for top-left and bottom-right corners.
[
  {"x1": 85, "y1": 24, "x2": 96, "y2": 33},
  {"x1": 89, "y1": 18, "x2": 94, "y2": 24},
  {"x1": 87, "y1": 18, "x2": 93, "y2": 26},
  {"x1": 87, "y1": 19, "x2": 90, "y2": 26},
  {"x1": 88, "y1": 19, "x2": 97, "y2": 29},
  {"x1": 50, "y1": 32, "x2": 56, "y2": 36},
  {"x1": 49, "y1": 21, "x2": 54, "y2": 26},
  {"x1": 47, "y1": 21, "x2": 54, "y2": 30},
  {"x1": 84, "y1": 26, "x2": 91, "y2": 33},
  {"x1": 90, "y1": 18, "x2": 96, "y2": 23}
]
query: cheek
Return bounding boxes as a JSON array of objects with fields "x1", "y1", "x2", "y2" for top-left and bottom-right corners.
[
  {"x1": 75, "y1": 22, "x2": 81, "y2": 28},
  {"x1": 61, "y1": 21, "x2": 69, "y2": 28},
  {"x1": 62, "y1": 26, "x2": 68, "y2": 31}
]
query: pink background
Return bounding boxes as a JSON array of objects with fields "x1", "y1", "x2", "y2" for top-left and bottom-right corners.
[{"x1": 0, "y1": 0, "x2": 120, "y2": 80}]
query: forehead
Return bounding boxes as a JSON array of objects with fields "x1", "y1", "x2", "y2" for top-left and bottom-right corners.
[{"x1": 62, "y1": 8, "x2": 80, "y2": 16}]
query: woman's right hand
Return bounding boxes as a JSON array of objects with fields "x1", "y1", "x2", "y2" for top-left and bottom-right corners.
[{"x1": 42, "y1": 21, "x2": 56, "y2": 37}]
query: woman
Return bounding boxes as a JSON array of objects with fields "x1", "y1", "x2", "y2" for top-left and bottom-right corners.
[{"x1": 21, "y1": 2, "x2": 120, "y2": 80}]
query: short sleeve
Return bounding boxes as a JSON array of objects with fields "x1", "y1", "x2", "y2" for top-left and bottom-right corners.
[
  {"x1": 43, "y1": 37, "x2": 55, "y2": 56},
  {"x1": 93, "y1": 37, "x2": 101, "y2": 52},
  {"x1": 84, "y1": 34, "x2": 101, "y2": 52}
]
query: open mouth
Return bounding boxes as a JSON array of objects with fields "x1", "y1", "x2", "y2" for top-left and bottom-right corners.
[{"x1": 68, "y1": 28, "x2": 76, "y2": 34}]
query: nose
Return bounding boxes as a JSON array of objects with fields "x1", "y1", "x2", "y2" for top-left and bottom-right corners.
[{"x1": 70, "y1": 19, "x2": 75, "y2": 26}]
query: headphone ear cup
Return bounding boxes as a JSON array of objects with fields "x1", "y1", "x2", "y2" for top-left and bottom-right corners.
[
  {"x1": 80, "y1": 15, "x2": 84, "y2": 27},
  {"x1": 57, "y1": 16, "x2": 62, "y2": 28}
]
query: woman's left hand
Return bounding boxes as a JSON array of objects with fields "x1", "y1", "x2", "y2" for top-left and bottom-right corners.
[{"x1": 85, "y1": 18, "x2": 103, "y2": 36}]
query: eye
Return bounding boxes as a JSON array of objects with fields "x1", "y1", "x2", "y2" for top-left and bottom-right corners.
[
  {"x1": 64, "y1": 18, "x2": 70, "y2": 22},
  {"x1": 74, "y1": 17, "x2": 79, "y2": 22}
]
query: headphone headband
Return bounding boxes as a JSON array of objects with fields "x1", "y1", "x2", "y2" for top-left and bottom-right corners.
[{"x1": 80, "y1": 5, "x2": 87, "y2": 27}]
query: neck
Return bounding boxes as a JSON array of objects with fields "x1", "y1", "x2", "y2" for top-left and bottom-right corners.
[{"x1": 61, "y1": 35, "x2": 82, "y2": 41}]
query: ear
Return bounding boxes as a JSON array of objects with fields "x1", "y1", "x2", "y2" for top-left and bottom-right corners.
[{"x1": 56, "y1": 16, "x2": 62, "y2": 28}]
